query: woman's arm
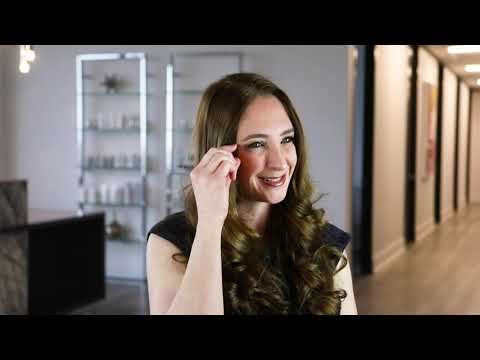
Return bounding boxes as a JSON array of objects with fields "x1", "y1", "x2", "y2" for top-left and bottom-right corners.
[
  {"x1": 147, "y1": 144, "x2": 240, "y2": 315},
  {"x1": 146, "y1": 220, "x2": 224, "y2": 315},
  {"x1": 334, "y1": 250, "x2": 358, "y2": 315}
]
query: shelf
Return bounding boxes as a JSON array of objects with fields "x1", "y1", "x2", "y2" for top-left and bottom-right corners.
[
  {"x1": 82, "y1": 74, "x2": 156, "y2": 80},
  {"x1": 171, "y1": 90, "x2": 203, "y2": 95},
  {"x1": 80, "y1": 202, "x2": 146, "y2": 208},
  {"x1": 168, "y1": 128, "x2": 194, "y2": 134},
  {"x1": 106, "y1": 236, "x2": 145, "y2": 244},
  {"x1": 79, "y1": 92, "x2": 157, "y2": 97},
  {"x1": 82, "y1": 167, "x2": 142, "y2": 172},
  {"x1": 171, "y1": 170, "x2": 191, "y2": 176},
  {"x1": 83, "y1": 128, "x2": 143, "y2": 133},
  {"x1": 177, "y1": 164, "x2": 193, "y2": 170}
]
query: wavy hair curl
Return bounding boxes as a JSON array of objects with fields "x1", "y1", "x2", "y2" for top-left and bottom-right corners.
[{"x1": 179, "y1": 73, "x2": 347, "y2": 314}]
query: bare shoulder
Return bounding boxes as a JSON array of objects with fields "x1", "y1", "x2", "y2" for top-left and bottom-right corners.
[{"x1": 146, "y1": 233, "x2": 187, "y2": 315}]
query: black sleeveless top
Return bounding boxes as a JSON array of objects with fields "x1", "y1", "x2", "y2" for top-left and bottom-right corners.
[{"x1": 147, "y1": 211, "x2": 351, "y2": 314}]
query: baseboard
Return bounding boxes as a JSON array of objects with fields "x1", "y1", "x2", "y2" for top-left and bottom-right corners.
[
  {"x1": 415, "y1": 218, "x2": 435, "y2": 244},
  {"x1": 441, "y1": 208, "x2": 454, "y2": 224},
  {"x1": 373, "y1": 236, "x2": 406, "y2": 273}
]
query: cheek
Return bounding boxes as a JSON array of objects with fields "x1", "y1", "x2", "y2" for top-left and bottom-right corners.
[
  {"x1": 287, "y1": 146, "x2": 297, "y2": 171},
  {"x1": 237, "y1": 153, "x2": 263, "y2": 181},
  {"x1": 290, "y1": 152, "x2": 298, "y2": 169}
]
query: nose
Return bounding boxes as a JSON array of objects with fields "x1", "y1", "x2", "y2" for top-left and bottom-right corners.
[{"x1": 266, "y1": 145, "x2": 288, "y2": 171}]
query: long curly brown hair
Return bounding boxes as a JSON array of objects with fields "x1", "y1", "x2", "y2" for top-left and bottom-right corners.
[{"x1": 179, "y1": 73, "x2": 347, "y2": 314}]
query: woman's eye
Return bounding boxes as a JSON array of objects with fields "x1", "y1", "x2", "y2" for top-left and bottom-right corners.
[
  {"x1": 247, "y1": 141, "x2": 264, "y2": 149},
  {"x1": 282, "y1": 136, "x2": 294, "y2": 144}
]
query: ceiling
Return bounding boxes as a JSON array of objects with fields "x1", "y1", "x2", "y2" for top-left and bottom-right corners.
[
  {"x1": 426, "y1": 45, "x2": 480, "y2": 89},
  {"x1": 1, "y1": 45, "x2": 477, "y2": 88}
]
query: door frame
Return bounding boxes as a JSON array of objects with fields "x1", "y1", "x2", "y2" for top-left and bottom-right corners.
[
  {"x1": 351, "y1": 45, "x2": 375, "y2": 276},
  {"x1": 405, "y1": 45, "x2": 419, "y2": 243}
]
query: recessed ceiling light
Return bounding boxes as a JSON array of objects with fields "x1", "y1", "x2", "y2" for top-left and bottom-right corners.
[
  {"x1": 447, "y1": 45, "x2": 480, "y2": 54},
  {"x1": 464, "y1": 64, "x2": 480, "y2": 73}
]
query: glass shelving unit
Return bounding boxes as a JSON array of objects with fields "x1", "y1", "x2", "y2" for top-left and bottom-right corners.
[
  {"x1": 76, "y1": 52, "x2": 149, "y2": 280},
  {"x1": 165, "y1": 51, "x2": 243, "y2": 215}
]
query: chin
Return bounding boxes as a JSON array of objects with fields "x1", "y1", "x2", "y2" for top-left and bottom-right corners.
[
  {"x1": 257, "y1": 191, "x2": 288, "y2": 204},
  {"x1": 240, "y1": 191, "x2": 287, "y2": 204}
]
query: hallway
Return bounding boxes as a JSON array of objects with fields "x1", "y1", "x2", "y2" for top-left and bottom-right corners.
[
  {"x1": 67, "y1": 205, "x2": 480, "y2": 315},
  {"x1": 353, "y1": 204, "x2": 480, "y2": 315}
]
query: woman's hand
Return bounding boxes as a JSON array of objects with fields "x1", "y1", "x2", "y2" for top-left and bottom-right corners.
[{"x1": 190, "y1": 144, "x2": 241, "y2": 226}]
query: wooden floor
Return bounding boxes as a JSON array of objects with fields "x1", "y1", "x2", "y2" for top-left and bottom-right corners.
[
  {"x1": 66, "y1": 204, "x2": 480, "y2": 315},
  {"x1": 67, "y1": 278, "x2": 149, "y2": 315},
  {"x1": 354, "y1": 204, "x2": 480, "y2": 315}
]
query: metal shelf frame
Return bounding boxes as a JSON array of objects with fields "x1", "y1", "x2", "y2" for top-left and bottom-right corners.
[
  {"x1": 165, "y1": 51, "x2": 243, "y2": 215},
  {"x1": 76, "y1": 52, "x2": 149, "y2": 254}
]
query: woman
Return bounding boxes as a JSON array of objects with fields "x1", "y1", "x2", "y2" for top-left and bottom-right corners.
[{"x1": 146, "y1": 73, "x2": 357, "y2": 315}]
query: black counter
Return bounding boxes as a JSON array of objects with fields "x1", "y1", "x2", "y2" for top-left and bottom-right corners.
[{"x1": 0, "y1": 209, "x2": 106, "y2": 314}]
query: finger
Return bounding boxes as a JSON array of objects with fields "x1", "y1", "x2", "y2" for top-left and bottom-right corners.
[
  {"x1": 197, "y1": 147, "x2": 218, "y2": 168},
  {"x1": 198, "y1": 146, "x2": 236, "y2": 169},
  {"x1": 211, "y1": 145, "x2": 237, "y2": 164},
  {"x1": 215, "y1": 159, "x2": 237, "y2": 179},
  {"x1": 206, "y1": 153, "x2": 236, "y2": 174},
  {"x1": 219, "y1": 144, "x2": 237, "y2": 153},
  {"x1": 232, "y1": 158, "x2": 241, "y2": 181}
]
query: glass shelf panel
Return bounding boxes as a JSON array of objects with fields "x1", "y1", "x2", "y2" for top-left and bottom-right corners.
[
  {"x1": 79, "y1": 92, "x2": 157, "y2": 97},
  {"x1": 82, "y1": 166, "x2": 142, "y2": 172},
  {"x1": 106, "y1": 236, "x2": 145, "y2": 244},
  {"x1": 176, "y1": 164, "x2": 193, "y2": 171},
  {"x1": 80, "y1": 202, "x2": 145, "y2": 208},
  {"x1": 83, "y1": 127, "x2": 142, "y2": 133},
  {"x1": 171, "y1": 90, "x2": 203, "y2": 95},
  {"x1": 82, "y1": 127, "x2": 153, "y2": 135},
  {"x1": 82, "y1": 74, "x2": 156, "y2": 81},
  {"x1": 171, "y1": 170, "x2": 192, "y2": 176},
  {"x1": 169, "y1": 128, "x2": 194, "y2": 134}
]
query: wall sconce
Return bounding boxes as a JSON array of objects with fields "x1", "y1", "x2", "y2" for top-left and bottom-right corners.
[{"x1": 19, "y1": 45, "x2": 36, "y2": 74}]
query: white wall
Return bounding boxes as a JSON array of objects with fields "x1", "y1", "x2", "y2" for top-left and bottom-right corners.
[
  {"x1": 457, "y1": 82, "x2": 470, "y2": 211},
  {"x1": 440, "y1": 67, "x2": 457, "y2": 222},
  {"x1": 372, "y1": 45, "x2": 410, "y2": 271},
  {"x1": 470, "y1": 91, "x2": 480, "y2": 203},
  {"x1": 345, "y1": 45, "x2": 356, "y2": 236},
  {"x1": 3, "y1": 45, "x2": 350, "y2": 278},
  {"x1": 0, "y1": 47, "x2": 6, "y2": 179},
  {"x1": 415, "y1": 47, "x2": 438, "y2": 242}
]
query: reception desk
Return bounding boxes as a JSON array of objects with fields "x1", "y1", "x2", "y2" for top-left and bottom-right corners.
[{"x1": 0, "y1": 180, "x2": 105, "y2": 314}]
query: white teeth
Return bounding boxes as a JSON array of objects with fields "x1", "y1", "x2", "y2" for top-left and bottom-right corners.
[
  {"x1": 260, "y1": 177, "x2": 281, "y2": 183},
  {"x1": 260, "y1": 175, "x2": 284, "y2": 186}
]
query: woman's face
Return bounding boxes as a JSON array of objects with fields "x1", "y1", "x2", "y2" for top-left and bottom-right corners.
[{"x1": 235, "y1": 95, "x2": 297, "y2": 204}]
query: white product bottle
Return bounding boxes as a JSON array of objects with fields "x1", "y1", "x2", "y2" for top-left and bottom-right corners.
[
  {"x1": 124, "y1": 182, "x2": 133, "y2": 205},
  {"x1": 100, "y1": 183, "x2": 109, "y2": 204},
  {"x1": 79, "y1": 187, "x2": 87, "y2": 203}
]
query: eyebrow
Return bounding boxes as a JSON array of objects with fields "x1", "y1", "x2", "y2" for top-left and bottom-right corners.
[{"x1": 241, "y1": 128, "x2": 295, "y2": 142}]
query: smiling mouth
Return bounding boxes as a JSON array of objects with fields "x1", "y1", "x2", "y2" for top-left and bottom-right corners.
[{"x1": 258, "y1": 174, "x2": 287, "y2": 187}]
